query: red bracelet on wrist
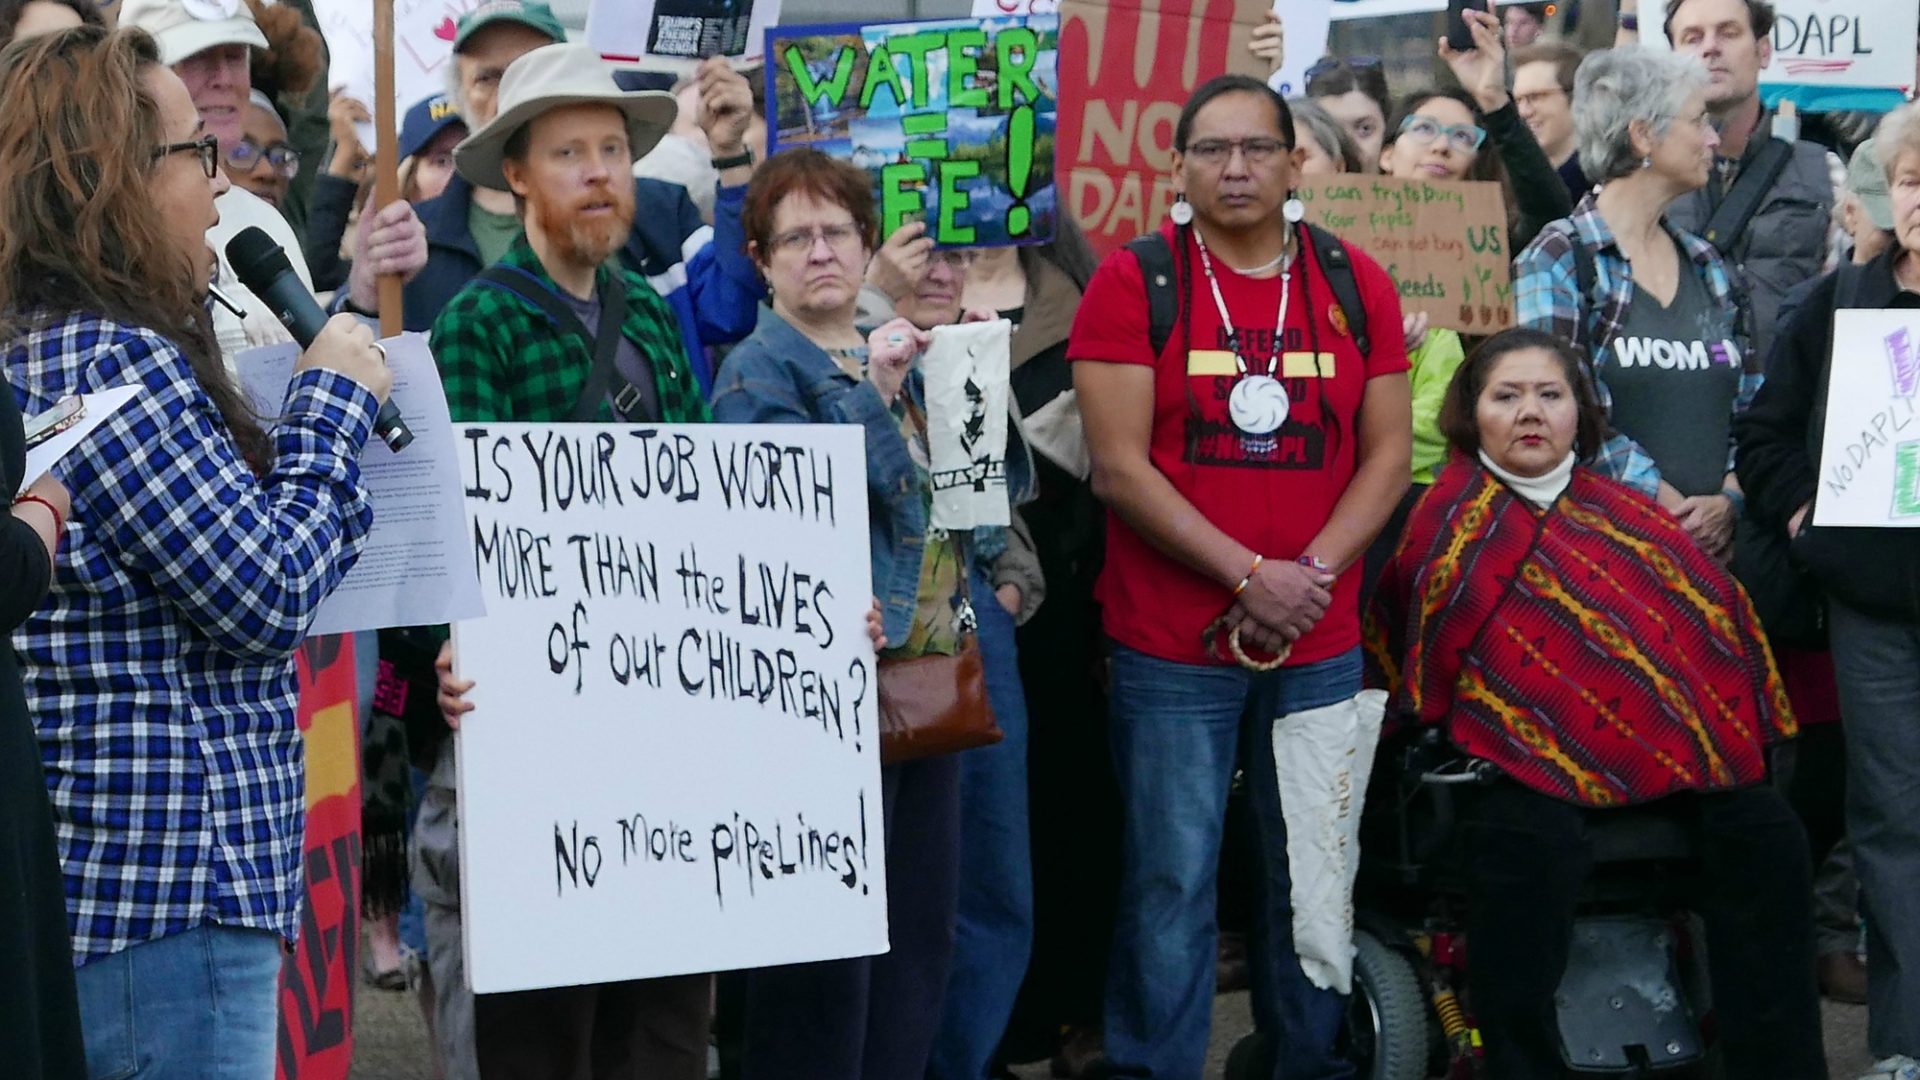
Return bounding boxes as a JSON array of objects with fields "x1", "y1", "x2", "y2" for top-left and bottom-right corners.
[{"x1": 12, "y1": 493, "x2": 63, "y2": 535}]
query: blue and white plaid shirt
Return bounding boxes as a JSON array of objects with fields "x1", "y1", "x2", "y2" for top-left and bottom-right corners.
[
  {"x1": 6, "y1": 313, "x2": 376, "y2": 964},
  {"x1": 1513, "y1": 192, "x2": 1762, "y2": 497}
]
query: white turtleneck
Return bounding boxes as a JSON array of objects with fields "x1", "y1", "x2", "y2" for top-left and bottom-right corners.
[{"x1": 1479, "y1": 449, "x2": 1576, "y2": 508}]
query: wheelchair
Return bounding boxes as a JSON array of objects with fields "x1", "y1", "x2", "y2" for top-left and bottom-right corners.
[{"x1": 1225, "y1": 728, "x2": 1719, "y2": 1080}]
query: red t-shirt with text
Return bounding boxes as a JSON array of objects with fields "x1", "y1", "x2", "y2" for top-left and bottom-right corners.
[{"x1": 1068, "y1": 223, "x2": 1409, "y2": 666}]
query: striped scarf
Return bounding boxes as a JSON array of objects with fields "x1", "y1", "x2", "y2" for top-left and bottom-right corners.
[{"x1": 1368, "y1": 458, "x2": 1795, "y2": 806}]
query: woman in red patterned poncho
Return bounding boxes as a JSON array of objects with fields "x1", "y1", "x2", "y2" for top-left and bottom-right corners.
[{"x1": 1369, "y1": 327, "x2": 1824, "y2": 1079}]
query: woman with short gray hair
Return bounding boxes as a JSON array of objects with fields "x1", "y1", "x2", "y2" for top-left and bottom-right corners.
[{"x1": 1513, "y1": 47, "x2": 1756, "y2": 564}]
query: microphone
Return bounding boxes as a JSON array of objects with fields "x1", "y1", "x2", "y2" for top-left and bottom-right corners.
[{"x1": 225, "y1": 226, "x2": 414, "y2": 452}]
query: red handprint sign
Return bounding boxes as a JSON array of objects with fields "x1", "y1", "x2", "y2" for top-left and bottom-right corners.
[{"x1": 1057, "y1": 0, "x2": 1269, "y2": 258}]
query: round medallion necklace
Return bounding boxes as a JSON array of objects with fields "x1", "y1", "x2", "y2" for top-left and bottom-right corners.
[{"x1": 1193, "y1": 226, "x2": 1294, "y2": 438}]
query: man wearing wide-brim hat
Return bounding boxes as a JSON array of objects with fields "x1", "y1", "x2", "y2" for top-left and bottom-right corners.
[
  {"x1": 402, "y1": 0, "x2": 764, "y2": 398},
  {"x1": 424, "y1": 41, "x2": 715, "y2": 1080}
]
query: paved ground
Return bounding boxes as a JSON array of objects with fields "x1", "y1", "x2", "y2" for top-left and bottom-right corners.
[{"x1": 346, "y1": 950, "x2": 1876, "y2": 1080}]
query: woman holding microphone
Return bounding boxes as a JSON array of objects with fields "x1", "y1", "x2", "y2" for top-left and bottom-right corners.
[{"x1": 0, "y1": 25, "x2": 391, "y2": 1080}]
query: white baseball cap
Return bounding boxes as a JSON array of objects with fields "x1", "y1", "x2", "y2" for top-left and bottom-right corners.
[{"x1": 120, "y1": 0, "x2": 268, "y2": 67}]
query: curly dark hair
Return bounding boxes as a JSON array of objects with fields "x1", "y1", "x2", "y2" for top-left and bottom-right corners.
[
  {"x1": 1436, "y1": 328, "x2": 1607, "y2": 463},
  {"x1": 245, "y1": 0, "x2": 322, "y2": 103}
]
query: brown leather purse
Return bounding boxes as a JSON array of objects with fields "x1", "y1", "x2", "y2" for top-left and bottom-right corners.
[{"x1": 875, "y1": 481, "x2": 1003, "y2": 763}]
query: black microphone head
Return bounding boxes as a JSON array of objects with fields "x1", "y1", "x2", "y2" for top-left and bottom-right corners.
[{"x1": 225, "y1": 226, "x2": 294, "y2": 291}]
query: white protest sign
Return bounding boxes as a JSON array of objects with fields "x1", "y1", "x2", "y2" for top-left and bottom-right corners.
[
  {"x1": 1652, "y1": 0, "x2": 1918, "y2": 97},
  {"x1": 454, "y1": 422, "x2": 884, "y2": 994},
  {"x1": 924, "y1": 320, "x2": 1012, "y2": 530},
  {"x1": 1815, "y1": 310, "x2": 1920, "y2": 527},
  {"x1": 587, "y1": 0, "x2": 777, "y2": 65},
  {"x1": 314, "y1": 0, "x2": 484, "y2": 151},
  {"x1": 1271, "y1": 0, "x2": 1333, "y2": 98},
  {"x1": 1325, "y1": 0, "x2": 1526, "y2": 18}
]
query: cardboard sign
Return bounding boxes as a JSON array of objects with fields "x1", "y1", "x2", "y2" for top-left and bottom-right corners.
[
  {"x1": 1815, "y1": 310, "x2": 1920, "y2": 527},
  {"x1": 1294, "y1": 176, "x2": 1512, "y2": 335},
  {"x1": 314, "y1": 0, "x2": 482, "y2": 152},
  {"x1": 1652, "y1": 0, "x2": 1918, "y2": 111},
  {"x1": 588, "y1": 0, "x2": 780, "y2": 65},
  {"x1": 766, "y1": 16, "x2": 1060, "y2": 247},
  {"x1": 1055, "y1": 0, "x2": 1270, "y2": 259},
  {"x1": 453, "y1": 423, "x2": 885, "y2": 994}
]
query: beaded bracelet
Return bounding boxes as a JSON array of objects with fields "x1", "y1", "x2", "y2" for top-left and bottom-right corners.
[{"x1": 1232, "y1": 554, "x2": 1265, "y2": 597}]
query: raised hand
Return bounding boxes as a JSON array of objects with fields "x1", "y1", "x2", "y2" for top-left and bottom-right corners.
[{"x1": 1439, "y1": 2, "x2": 1511, "y2": 113}]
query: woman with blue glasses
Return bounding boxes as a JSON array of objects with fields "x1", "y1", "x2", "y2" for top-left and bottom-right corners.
[{"x1": 1366, "y1": 2, "x2": 1568, "y2": 584}]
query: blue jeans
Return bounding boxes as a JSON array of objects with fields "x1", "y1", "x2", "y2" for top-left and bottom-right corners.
[
  {"x1": 928, "y1": 573, "x2": 1035, "y2": 1080},
  {"x1": 1104, "y1": 645, "x2": 1362, "y2": 1080},
  {"x1": 74, "y1": 924, "x2": 283, "y2": 1080}
]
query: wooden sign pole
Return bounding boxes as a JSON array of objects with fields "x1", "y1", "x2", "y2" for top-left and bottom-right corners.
[{"x1": 373, "y1": 0, "x2": 403, "y2": 338}]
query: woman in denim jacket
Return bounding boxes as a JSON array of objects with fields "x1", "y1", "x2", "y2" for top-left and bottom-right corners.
[{"x1": 711, "y1": 148, "x2": 1037, "y2": 1080}]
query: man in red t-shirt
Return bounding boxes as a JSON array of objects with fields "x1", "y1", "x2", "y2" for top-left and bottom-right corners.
[{"x1": 1068, "y1": 75, "x2": 1411, "y2": 1078}]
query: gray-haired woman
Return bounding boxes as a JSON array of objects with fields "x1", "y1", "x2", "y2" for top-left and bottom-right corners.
[
  {"x1": 1513, "y1": 47, "x2": 1755, "y2": 562},
  {"x1": 1287, "y1": 96, "x2": 1361, "y2": 175}
]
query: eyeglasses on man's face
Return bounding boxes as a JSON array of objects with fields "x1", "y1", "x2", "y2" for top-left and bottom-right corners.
[{"x1": 1184, "y1": 137, "x2": 1291, "y2": 168}]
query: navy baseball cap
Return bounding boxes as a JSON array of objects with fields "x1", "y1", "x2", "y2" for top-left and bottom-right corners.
[{"x1": 399, "y1": 93, "x2": 466, "y2": 162}]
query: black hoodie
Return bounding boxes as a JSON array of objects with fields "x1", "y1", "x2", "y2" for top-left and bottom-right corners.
[{"x1": 1734, "y1": 248, "x2": 1920, "y2": 623}]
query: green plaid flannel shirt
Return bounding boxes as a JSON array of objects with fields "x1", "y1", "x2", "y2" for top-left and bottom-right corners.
[{"x1": 429, "y1": 236, "x2": 711, "y2": 425}]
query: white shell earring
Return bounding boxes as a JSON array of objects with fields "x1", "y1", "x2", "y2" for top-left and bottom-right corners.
[
  {"x1": 1169, "y1": 196, "x2": 1194, "y2": 226},
  {"x1": 1283, "y1": 195, "x2": 1306, "y2": 223},
  {"x1": 1641, "y1": 155, "x2": 1653, "y2": 169}
]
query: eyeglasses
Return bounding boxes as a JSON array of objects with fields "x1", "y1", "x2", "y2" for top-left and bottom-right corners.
[
  {"x1": 1397, "y1": 114, "x2": 1487, "y2": 153},
  {"x1": 928, "y1": 249, "x2": 979, "y2": 270},
  {"x1": 226, "y1": 139, "x2": 300, "y2": 179},
  {"x1": 1184, "y1": 137, "x2": 1291, "y2": 167},
  {"x1": 771, "y1": 222, "x2": 863, "y2": 255},
  {"x1": 152, "y1": 134, "x2": 219, "y2": 180},
  {"x1": 1513, "y1": 88, "x2": 1569, "y2": 110}
]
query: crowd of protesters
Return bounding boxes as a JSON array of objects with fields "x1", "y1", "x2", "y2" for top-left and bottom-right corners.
[{"x1": 2, "y1": 0, "x2": 1918, "y2": 1078}]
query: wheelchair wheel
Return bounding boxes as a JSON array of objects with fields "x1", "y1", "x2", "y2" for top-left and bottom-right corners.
[
  {"x1": 1222, "y1": 932, "x2": 1430, "y2": 1080},
  {"x1": 1346, "y1": 930, "x2": 1429, "y2": 1080}
]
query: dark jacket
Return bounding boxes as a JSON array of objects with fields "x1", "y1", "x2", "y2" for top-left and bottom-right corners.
[
  {"x1": 301, "y1": 172, "x2": 358, "y2": 295},
  {"x1": 1733, "y1": 248, "x2": 1920, "y2": 622},
  {"x1": 403, "y1": 173, "x2": 764, "y2": 392},
  {"x1": 1667, "y1": 109, "x2": 1834, "y2": 364},
  {"x1": 1483, "y1": 99, "x2": 1573, "y2": 254}
]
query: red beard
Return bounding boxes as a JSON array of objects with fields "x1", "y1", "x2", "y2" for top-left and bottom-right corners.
[{"x1": 528, "y1": 182, "x2": 635, "y2": 267}]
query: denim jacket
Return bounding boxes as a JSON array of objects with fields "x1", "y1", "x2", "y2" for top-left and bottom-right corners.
[{"x1": 711, "y1": 305, "x2": 1036, "y2": 645}]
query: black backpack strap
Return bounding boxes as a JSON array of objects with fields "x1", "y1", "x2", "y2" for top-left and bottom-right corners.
[
  {"x1": 1304, "y1": 224, "x2": 1370, "y2": 358},
  {"x1": 1569, "y1": 231, "x2": 1599, "y2": 356},
  {"x1": 1700, "y1": 136, "x2": 1796, "y2": 256},
  {"x1": 476, "y1": 264, "x2": 632, "y2": 422},
  {"x1": 1126, "y1": 233, "x2": 1178, "y2": 358}
]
